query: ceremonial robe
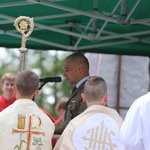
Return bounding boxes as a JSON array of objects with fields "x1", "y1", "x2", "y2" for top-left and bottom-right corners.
[
  {"x1": 54, "y1": 105, "x2": 125, "y2": 150},
  {"x1": 0, "y1": 99, "x2": 55, "y2": 150},
  {"x1": 121, "y1": 92, "x2": 150, "y2": 150}
]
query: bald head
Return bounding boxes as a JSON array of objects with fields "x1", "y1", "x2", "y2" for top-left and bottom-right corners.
[
  {"x1": 63, "y1": 52, "x2": 89, "y2": 85},
  {"x1": 66, "y1": 52, "x2": 89, "y2": 70}
]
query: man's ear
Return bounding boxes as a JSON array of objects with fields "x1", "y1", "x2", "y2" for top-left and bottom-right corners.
[
  {"x1": 33, "y1": 90, "x2": 40, "y2": 97},
  {"x1": 104, "y1": 93, "x2": 108, "y2": 103},
  {"x1": 81, "y1": 93, "x2": 86, "y2": 102},
  {"x1": 77, "y1": 64, "x2": 83, "y2": 72},
  {"x1": 12, "y1": 85, "x2": 17, "y2": 93}
]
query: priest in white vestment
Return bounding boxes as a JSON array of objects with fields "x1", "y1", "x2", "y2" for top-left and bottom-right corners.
[
  {"x1": 121, "y1": 92, "x2": 150, "y2": 150},
  {"x1": 0, "y1": 70, "x2": 55, "y2": 150},
  {"x1": 54, "y1": 76, "x2": 125, "y2": 150}
]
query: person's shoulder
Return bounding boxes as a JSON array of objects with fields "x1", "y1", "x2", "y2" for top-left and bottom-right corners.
[
  {"x1": 68, "y1": 107, "x2": 90, "y2": 127},
  {"x1": 39, "y1": 107, "x2": 56, "y2": 123},
  {"x1": 130, "y1": 92, "x2": 150, "y2": 109},
  {"x1": 138, "y1": 92, "x2": 150, "y2": 110},
  {"x1": 140, "y1": 92, "x2": 150, "y2": 103},
  {"x1": 87, "y1": 105, "x2": 123, "y2": 127},
  {"x1": 68, "y1": 111, "x2": 84, "y2": 127},
  {"x1": 0, "y1": 103, "x2": 15, "y2": 119}
]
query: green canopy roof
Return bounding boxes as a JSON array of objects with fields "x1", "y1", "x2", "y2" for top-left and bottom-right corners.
[{"x1": 0, "y1": 0, "x2": 150, "y2": 56}]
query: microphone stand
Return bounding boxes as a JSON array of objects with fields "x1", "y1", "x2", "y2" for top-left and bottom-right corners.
[
  {"x1": 38, "y1": 81, "x2": 47, "y2": 90},
  {"x1": 33, "y1": 77, "x2": 62, "y2": 101},
  {"x1": 38, "y1": 77, "x2": 62, "y2": 90}
]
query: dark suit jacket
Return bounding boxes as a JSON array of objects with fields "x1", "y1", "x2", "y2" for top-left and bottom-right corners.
[{"x1": 55, "y1": 81, "x2": 87, "y2": 134}]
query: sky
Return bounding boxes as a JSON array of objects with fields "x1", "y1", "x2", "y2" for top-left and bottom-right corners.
[{"x1": 0, "y1": 47, "x2": 8, "y2": 59}]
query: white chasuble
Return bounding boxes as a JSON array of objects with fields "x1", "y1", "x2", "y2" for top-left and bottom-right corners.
[
  {"x1": 121, "y1": 92, "x2": 150, "y2": 150},
  {"x1": 0, "y1": 99, "x2": 55, "y2": 150},
  {"x1": 54, "y1": 105, "x2": 125, "y2": 150}
]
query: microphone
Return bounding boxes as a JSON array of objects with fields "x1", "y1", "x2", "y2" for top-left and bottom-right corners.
[{"x1": 39, "y1": 77, "x2": 62, "y2": 83}]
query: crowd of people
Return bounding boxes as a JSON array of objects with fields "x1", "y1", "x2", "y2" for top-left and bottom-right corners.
[{"x1": 0, "y1": 52, "x2": 149, "y2": 150}]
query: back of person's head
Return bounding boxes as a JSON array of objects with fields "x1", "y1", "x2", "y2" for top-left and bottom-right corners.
[
  {"x1": 1, "y1": 73, "x2": 16, "y2": 84},
  {"x1": 15, "y1": 70, "x2": 39, "y2": 97},
  {"x1": 66, "y1": 52, "x2": 89, "y2": 71},
  {"x1": 83, "y1": 76, "x2": 107, "y2": 105}
]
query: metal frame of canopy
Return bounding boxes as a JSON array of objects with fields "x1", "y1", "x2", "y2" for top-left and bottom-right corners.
[{"x1": 0, "y1": 0, "x2": 149, "y2": 56}]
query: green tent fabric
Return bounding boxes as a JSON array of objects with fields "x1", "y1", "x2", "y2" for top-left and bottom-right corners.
[{"x1": 0, "y1": 0, "x2": 150, "y2": 56}]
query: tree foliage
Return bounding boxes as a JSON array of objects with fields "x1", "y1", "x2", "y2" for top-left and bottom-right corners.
[{"x1": 0, "y1": 48, "x2": 72, "y2": 119}]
